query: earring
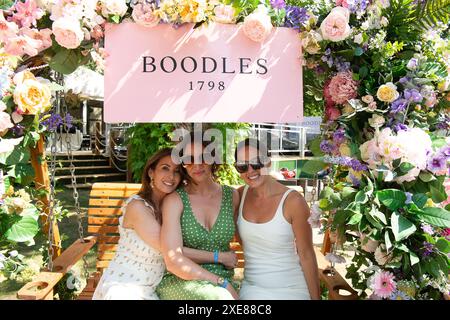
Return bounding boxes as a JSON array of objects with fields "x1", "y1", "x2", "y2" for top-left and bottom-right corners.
[{"x1": 150, "y1": 178, "x2": 155, "y2": 189}]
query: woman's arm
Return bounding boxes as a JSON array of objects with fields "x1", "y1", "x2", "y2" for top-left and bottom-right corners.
[
  {"x1": 234, "y1": 187, "x2": 244, "y2": 245},
  {"x1": 123, "y1": 198, "x2": 236, "y2": 268},
  {"x1": 285, "y1": 192, "x2": 321, "y2": 300},
  {"x1": 160, "y1": 192, "x2": 238, "y2": 299}
]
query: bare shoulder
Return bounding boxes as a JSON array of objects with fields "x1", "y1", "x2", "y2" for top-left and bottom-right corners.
[
  {"x1": 161, "y1": 191, "x2": 183, "y2": 217},
  {"x1": 123, "y1": 198, "x2": 156, "y2": 228},
  {"x1": 284, "y1": 190, "x2": 310, "y2": 219}
]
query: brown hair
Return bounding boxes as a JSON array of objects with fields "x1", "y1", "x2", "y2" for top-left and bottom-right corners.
[{"x1": 137, "y1": 147, "x2": 181, "y2": 224}]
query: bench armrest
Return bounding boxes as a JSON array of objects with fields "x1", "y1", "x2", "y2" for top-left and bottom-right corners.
[{"x1": 17, "y1": 236, "x2": 97, "y2": 300}]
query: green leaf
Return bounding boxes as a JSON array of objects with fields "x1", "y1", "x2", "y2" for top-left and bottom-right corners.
[
  {"x1": 49, "y1": 49, "x2": 82, "y2": 75},
  {"x1": 301, "y1": 159, "x2": 327, "y2": 175},
  {"x1": 354, "y1": 190, "x2": 368, "y2": 204},
  {"x1": 5, "y1": 215, "x2": 39, "y2": 243},
  {"x1": 409, "y1": 251, "x2": 420, "y2": 266},
  {"x1": 341, "y1": 187, "x2": 357, "y2": 200},
  {"x1": 430, "y1": 184, "x2": 447, "y2": 203},
  {"x1": 333, "y1": 210, "x2": 349, "y2": 227},
  {"x1": 0, "y1": 0, "x2": 14, "y2": 10},
  {"x1": 376, "y1": 189, "x2": 407, "y2": 211},
  {"x1": 391, "y1": 211, "x2": 417, "y2": 241},
  {"x1": 370, "y1": 207, "x2": 387, "y2": 225},
  {"x1": 308, "y1": 137, "x2": 325, "y2": 157},
  {"x1": 354, "y1": 47, "x2": 364, "y2": 56},
  {"x1": 111, "y1": 15, "x2": 120, "y2": 24},
  {"x1": 399, "y1": 162, "x2": 415, "y2": 174},
  {"x1": 435, "y1": 238, "x2": 450, "y2": 253},
  {"x1": 419, "y1": 172, "x2": 436, "y2": 182},
  {"x1": 412, "y1": 193, "x2": 428, "y2": 209},
  {"x1": 0, "y1": 146, "x2": 30, "y2": 166},
  {"x1": 359, "y1": 66, "x2": 368, "y2": 79},
  {"x1": 416, "y1": 207, "x2": 450, "y2": 228},
  {"x1": 348, "y1": 212, "x2": 363, "y2": 225},
  {"x1": 7, "y1": 164, "x2": 35, "y2": 185}
]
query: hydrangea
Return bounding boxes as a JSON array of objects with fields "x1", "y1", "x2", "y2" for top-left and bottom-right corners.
[{"x1": 283, "y1": 6, "x2": 309, "y2": 30}]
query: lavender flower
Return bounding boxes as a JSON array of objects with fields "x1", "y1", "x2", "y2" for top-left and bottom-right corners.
[
  {"x1": 270, "y1": 0, "x2": 286, "y2": 9},
  {"x1": 42, "y1": 113, "x2": 63, "y2": 131},
  {"x1": 64, "y1": 113, "x2": 73, "y2": 129},
  {"x1": 11, "y1": 124, "x2": 24, "y2": 137},
  {"x1": 390, "y1": 98, "x2": 408, "y2": 114},
  {"x1": 421, "y1": 223, "x2": 434, "y2": 235},
  {"x1": 404, "y1": 89, "x2": 423, "y2": 103},
  {"x1": 320, "y1": 140, "x2": 336, "y2": 154},
  {"x1": 422, "y1": 242, "x2": 434, "y2": 257},
  {"x1": 323, "y1": 155, "x2": 368, "y2": 171},
  {"x1": 404, "y1": 192, "x2": 413, "y2": 204},
  {"x1": 406, "y1": 58, "x2": 418, "y2": 70},
  {"x1": 399, "y1": 77, "x2": 410, "y2": 84},
  {"x1": 438, "y1": 146, "x2": 450, "y2": 158},
  {"x1": 283, "y1": 6, "x2": 309, "y2": 31},
  {"x1": 349, "y1": 172, "x2": 361, "y2": 187},
  {"x1": 334, "y1": 56, "x2": 351, "y2": 72},
  {"x1": 347, "y1": 0, "x2": 370, "y2": 13},
  {"x1": 333, "y1": 128, "x2": 346, "y2": 144},
  {"x1": 426, "y1": 153, "x2": 447, "y2": 174},
  {"x1": 393, "y1": 122, "x2": 408, "y2": 133}
]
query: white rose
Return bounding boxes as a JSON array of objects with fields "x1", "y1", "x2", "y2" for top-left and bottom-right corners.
[
  {"x1": 101, "y1": 0, "x2": 128, "y2": 18},
  {"x1": 368, "y1": 114, "x2": 386, "y2": 128},
  {"x1": 354, "y1": 33, "x2": 364, "y2": 44},
  {"x1": 380, "y1": 16, "x2": 389, "y2": 27}
]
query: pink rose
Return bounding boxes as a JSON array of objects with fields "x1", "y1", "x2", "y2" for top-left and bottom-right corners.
[
  {"x1": 328, "y1": 71, "x2": 359, "y2": 104},
  {"x1": 52, "y1": 18, "x2": 84, "y2": 49},
  {"x1": 20, "y1": 27, "x2": 52, "y2": 52},
  {"x1": 12, "y1": 0, "x2": 44, "y2": 28},
  {"x1": 325, "y1": 105, "x2": 341, "y2": 121},
  {"x1": 242, "y1": 6, "x2": 273, "y2": 43},
  {"x1": 0, "y1": 14, "x2": 19, "y2": 43},
  {"x1": 335, "y1": 0, "x2": 349, "y2": 7},
  {"x1": 91, "y1": 25, "x2": 104, "y2": 41},
  {"x1": 213, "y1": 4, "x2": 236, "y2": 24},
  {"x1": 4, "y1": 35, "x2": 41, "y2": 57},
  {"x1": 320, "y1": 7, "x2": 351, "y2": 42},
  {"x1": 132, "y1": 3, "x2": 160, "y2": 28}
]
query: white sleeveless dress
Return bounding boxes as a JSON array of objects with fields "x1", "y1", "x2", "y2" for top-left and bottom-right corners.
[
  {"x1": 92, "y1": 195, "x2": 165, "y2": 300},
  {"x1": 237, "y1": 186, "x2": 311, "y2": 300}
]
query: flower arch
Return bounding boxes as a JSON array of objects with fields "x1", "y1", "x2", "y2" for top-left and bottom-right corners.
[{"x1": 0, "y1": 0, "x2": 449, "y2": 299}]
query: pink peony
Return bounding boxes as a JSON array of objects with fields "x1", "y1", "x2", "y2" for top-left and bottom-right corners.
[
  {"x1": 335, "y1": 0, "x2": 349, "y2": 7},
  {"x1": 242, "y1": 6, "x2": 273, "y2": 43},
  {"x1": 52, "y1": 17, "x2": 84, "y2": 49},
  {"x1": 325, "y1": 105, "x2": 341, "y2": 121},
  {"x1": 328, "y1": 71, "x2": 358, "y2": 104},
  {"x1": 132, "y1": 3, "x2": 160, "y2": 28},
  {"x1": 323, "y1": 79, "x2": 335, "y2": 108},
  {"x1": 213, "y1": 4, "x2": 236, "y2": 24},
  {"x1": 320, "y1": 7, "x2": 351, "y2": 42},
  {"x1": 20, "y1": 28, "x2": 53, "y2": 52},
  {"x1": 371, "y1": 271, "x2": 397, "y2": 299},
  {"x1": 4, "y1": 35, "x2": 41, "y2": 57},
  {"x1": 0, "y1": 13, "x2": 19, "y2": 44},
  {"x1": 12, "y1": 0, "x2": 44, "y2": 28}
]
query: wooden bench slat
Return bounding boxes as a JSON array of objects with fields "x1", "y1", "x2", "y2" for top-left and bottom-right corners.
[
  {"x1": 98, "y1": 244, "x2": 118, "y2": 251},
  {"x1": 97, "y1": 236, "x2": 120, "y2": 244},
  {"x1": 89, "y1": 198, "x2": 126, "y2": 207},
  {"x1": 88, "y1": 225, "x2": 119, "y2": 234},
  {"x1": 88, "y1": 208, "x2": 122, "y2": 216},
  {"x1": 92, "y1": 183, "x2": 141, "y2": 191},
  {"x1": 90, "y1": 189, "x2": 139, "y2": 197},
  {"x1": 88, "y1": 217, "x2": 120, "y2": 225}
]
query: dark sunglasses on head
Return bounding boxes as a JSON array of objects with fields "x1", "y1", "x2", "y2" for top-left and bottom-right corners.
[{"x1": 234, "y1": 157, "x2": 267, "y2": 173}]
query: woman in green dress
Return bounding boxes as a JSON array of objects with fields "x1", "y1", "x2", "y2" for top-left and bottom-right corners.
[{"x1": 156, "y1": 134, "x2": 240, "y2": 300}]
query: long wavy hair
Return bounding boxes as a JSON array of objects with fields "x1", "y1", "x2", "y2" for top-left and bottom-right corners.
[{"x1": 137, "y1": 147, "x2": 181, "y2": 224}]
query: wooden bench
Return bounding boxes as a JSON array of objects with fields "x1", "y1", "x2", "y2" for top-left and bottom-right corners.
[{"x1": 18, "y1": 183, "x2": 358, "y2": 300}]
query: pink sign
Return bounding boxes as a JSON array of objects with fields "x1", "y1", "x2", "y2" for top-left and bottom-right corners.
[{"x1": 104, "y1": 22, "x2": 303, "y2": 123}]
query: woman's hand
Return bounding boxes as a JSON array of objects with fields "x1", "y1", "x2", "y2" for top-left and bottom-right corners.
[{"x1": 219, "y1": 251, "x2": 237, "y2": 269}]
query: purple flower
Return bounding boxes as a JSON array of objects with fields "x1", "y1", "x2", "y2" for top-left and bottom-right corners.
[
  {"x1": 283, "y1": 6, "x2": 309, "y2": 31},
  {"x1": 334, "y1": 56, "x2": 351, "y2": 72},
  {"x1": 42, "y1": 113, "x2": 63, "y2": 131},
  {"x1": 349, "y1": 173, "x2": 361, "y2": 187},
  {"x1": 270, "y1": 0, "x2": 286, "y2": 9},
  {"x1": 407, "y1": 58, "x2": 418, "y2": 70},
  {"x1": 350, "y1": 158, "x2": 367, "y2": 171},
  {"x1": 325, "y1": 48, "x2": 332, "y2": 55},
  {"x1": 393, "y1": 122, "x2": 408, "y2": 133},
  {"x1": 11, "y1": 124, "x2": 24, "y2": 137},
  {"x1": 399, "y1": 77, "x2": 410, "y2": 84},
  {"x1": 404, "y1": 192, "x2": 413, "y2": 204},
  {"x1": 320, "y1": 140, "x2": 336, "y2": 154},
  {"x1": 438, "y1": 146, "x2": 450, "y2": 158},
  {"x1": 348, "y1": 0, "x2": 370, "y2": 13},
  {"x1": 64, "y1": 113, "x2": 73, "y2": 129},
  {"x1": 427, "y1": 153, "x2": 447, "y2": 174},
  {"x1": 422, "y1": 242, "x2": 434, "y2": 257},
  {"x1": 333, "y1": 128, "x2": 346, "y2": 144},
  {"x1": 404, "y1": 89, "x2": 423, "y2": 103},
  {"x1": 390, "y1": 98, "x2": 408, "y2": 114},
  {"x1": 421, "y1": 223, "x2": 434, "y2": 235}
]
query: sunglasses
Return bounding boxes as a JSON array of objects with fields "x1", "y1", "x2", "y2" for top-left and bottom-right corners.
[{"x1": 234, "y1": 157, "x2": 267, "y2": 173}]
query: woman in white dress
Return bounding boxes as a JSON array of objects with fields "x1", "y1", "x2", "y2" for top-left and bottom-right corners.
[
  {"x1": 93, "y1": 148, "x2": 236, "y2": 300},
  {"x1": 234, "y1": 138, "x2": 320, "y2": 300}
]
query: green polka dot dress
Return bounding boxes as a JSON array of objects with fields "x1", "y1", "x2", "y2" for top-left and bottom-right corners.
[{"x1": 156, "y1": 185, "x2": 236, "y2": 300}]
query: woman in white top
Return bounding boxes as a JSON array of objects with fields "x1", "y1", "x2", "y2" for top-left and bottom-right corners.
[
  {"x1": 93, "y1": 148, "x2": 236, "y2": 300},
  {"x1": 234, "y1": 138, "x2": 320, "y2": 300}
]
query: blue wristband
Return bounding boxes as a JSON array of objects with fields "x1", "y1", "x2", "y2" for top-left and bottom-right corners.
[
  {"x1": 220, "y1": 279, "x2": 228, "y2": 288},
  {"x1": 213, "y1": 250, "x2": 219, "y2": 264}
]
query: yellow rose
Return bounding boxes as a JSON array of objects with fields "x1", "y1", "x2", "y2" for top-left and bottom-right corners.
[
  {"x1": 13, "y1": 78, "x2": 51, "y2": 115},
  {"x1": 339, "y1": 143, "x2": 352, "y2": 156},
  {"x1": 376, "y1": 82, "x2": 399, "y2": 102},
  {"x1": 299, "y1": 30, "x2": 322, "y2": 55},
  {"x1": 342, "y1": 103, "x2": 355, "y2": 114}
]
